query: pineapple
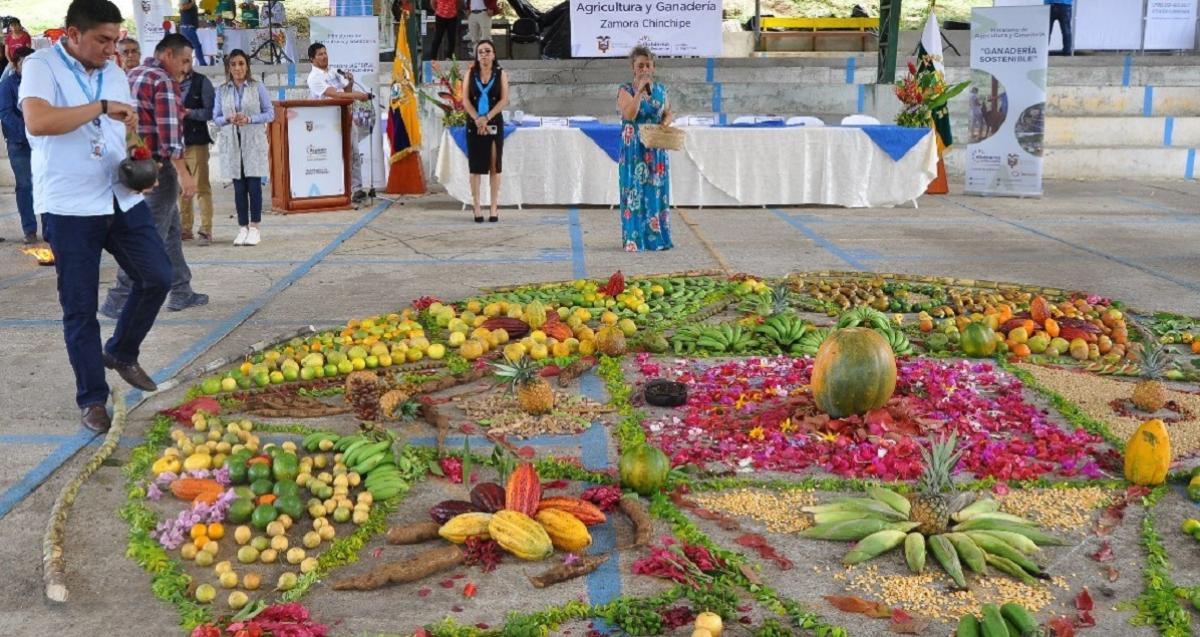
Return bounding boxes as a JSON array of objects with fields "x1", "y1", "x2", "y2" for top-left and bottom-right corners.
[
  {"x1": 493, "y1": 357, "x2": 555, "y2": 415},
  {"x1": 769, "y1": 281, "x2": 793, "y2": 316},
  {"x1": 1131, "y1": 339, "x2": 1168, "y2": 412},
  {"x1": 906, "y1": 434, "x2": 963, "y2": 535}
]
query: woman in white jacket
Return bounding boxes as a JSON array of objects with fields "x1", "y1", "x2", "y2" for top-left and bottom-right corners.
[{"x1": 213, "y1": 49, "x2": 274, "y2": 246}]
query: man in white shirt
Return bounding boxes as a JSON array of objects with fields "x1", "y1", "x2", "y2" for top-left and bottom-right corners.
[
  {"x1": 466, "y1": 0, "x2": 499, "y2": 56},
  {"x1": 20, "y1": 0, "x2": 173, "y2": 432},
  {"x1": 306, "y1": 41, "x2": 372, "y2": 202}
]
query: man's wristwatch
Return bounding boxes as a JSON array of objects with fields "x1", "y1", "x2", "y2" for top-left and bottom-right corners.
[{"x1": 100, "y1": 99, "x2": 108, "y2": 115}]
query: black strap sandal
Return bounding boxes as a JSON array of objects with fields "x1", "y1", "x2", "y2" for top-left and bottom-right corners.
[
  {"x1": 488, "y1": 216, "x2": 499, "y2": 222},
  {"x1": 474, "y1": 215, "x2": 484, "y2": 223}
]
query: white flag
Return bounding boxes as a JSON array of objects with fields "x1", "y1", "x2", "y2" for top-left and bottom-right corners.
[{"x1": 920, "y1": 11, "x2": 944, "y2": 73}]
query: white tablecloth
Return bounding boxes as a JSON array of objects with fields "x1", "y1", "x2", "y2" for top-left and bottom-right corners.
[{"x1": 435, "y1": 126, "x2": 937, "y2": 208}]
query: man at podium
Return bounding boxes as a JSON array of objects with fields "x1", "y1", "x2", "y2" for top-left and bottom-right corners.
[{"x1": 306, "y1": 42, "x2": 372, "y2": 202}]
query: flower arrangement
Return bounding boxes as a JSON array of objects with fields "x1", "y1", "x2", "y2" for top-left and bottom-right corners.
[
  {"x1": 419, "y1": 59, "x2": 468, "y2": 127},
  {"x1": 893, "y1": 57, "x2": 969, "y2": 129}
]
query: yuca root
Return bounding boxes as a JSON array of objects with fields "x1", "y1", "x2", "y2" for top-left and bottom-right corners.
[
  {"x1": 331, "y1": 545, "x2": 464, "y2": 590},
  {"x1": 44, "y1": 394, "x2": 129, "y2": 602},
  {"x1": 386, "y1": 521, "x2": 441, "y2": 545},
  {"x1": 619, "y1": 495, "x2": 653, "y2": 548},
  {"x1": 528, "y1": 554, "x2": 610, "y2": 588},
  {"x1": 419, "y1": 399, "x2": 451, "y2": 454},
  {"x1": 557, "y1": 357, "x2": 597, "y2": 388}
]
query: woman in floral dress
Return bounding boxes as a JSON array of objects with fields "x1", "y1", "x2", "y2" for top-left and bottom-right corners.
[{"x1": 616, "y1": 46, "x2": 673, "y2": 252}]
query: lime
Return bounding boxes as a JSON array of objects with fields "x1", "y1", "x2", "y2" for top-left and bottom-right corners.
[
  {"x1": 200, "y1": 377, "x2": 222, "y2": 395},
  {"x1": 227, "y1": 498, "x2": 255, "y2": 524},
  {"x1": 1183, "y1": 519, "x2": 1200, "y2": 535},
  {"x1": 251, "y1": 504, "x2": 278, "y2": 530},
  {"x1": 250, "y1": 479, "x2": 273, "y2": 496},
  {"x1": 247, "y1": 462, "x2": 271, "y2": 483}
]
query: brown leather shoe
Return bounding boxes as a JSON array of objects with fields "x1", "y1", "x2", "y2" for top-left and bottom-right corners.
[
  {"x1": 103, "y1": 352, "x2": 159, "y2": 391},
  {"x1": 81, "y1": 404, "x2": 111, "y2": 433}
]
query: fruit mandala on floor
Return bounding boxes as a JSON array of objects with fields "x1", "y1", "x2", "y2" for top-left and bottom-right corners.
[{"x1": 122, "y1": 271, "x2": 1200, "y2": 637}]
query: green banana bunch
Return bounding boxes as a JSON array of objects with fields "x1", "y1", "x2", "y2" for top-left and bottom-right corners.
[
  {"x1": 793, "y1": 327, "x2": 831, "y2": 356},
  {"x1": 344, "y1": 440, "x2": 392, "y2": 469},
  {"x1": 302, "y1": 431, "x2": 340, "y2": 452},
  {"x1": 756, "y1": 313, "x2": 810, "y2": 349},
  {"x1": 883, "y1": 328, "x2": 913, "y2": 355},
  {"x1": 670, "y1": 324, "x2": 704, "y2": 355},
  {"x1": 836, "y1": 306, "x2": 891, "y2": 331},
  {"x1": 695, "y1": 324, "x2": 755, "y2": 354}
]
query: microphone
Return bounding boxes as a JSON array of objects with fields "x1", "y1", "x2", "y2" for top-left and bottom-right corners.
[{"x1": 336, "y1": 68, "x2": 348, "y2": 78}]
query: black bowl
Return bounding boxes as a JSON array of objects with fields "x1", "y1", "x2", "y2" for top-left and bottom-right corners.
[
  {"x1": 118, "y1": 158, "x2": 158, "y2": 191},
  {"x1": 644, "y1": 379, "x2": 687, "y2": 407}
]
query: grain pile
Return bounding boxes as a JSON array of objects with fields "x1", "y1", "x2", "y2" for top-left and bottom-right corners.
[
  {"x1": 999, "y1": 487, "x2": 1114, "y2": 532},
  {"x1": 691, "y1": 488, "x2": 817, "y2": 533},
  {"x1": 457, "y1": 390, "x2": 611, "y2": 437},
  {"x1": 841, "y1": 564, "x2": 1066, "y2": 620},
  {"x1": 1018, "y1": 363, "x2": 1200, "y2": 457}
]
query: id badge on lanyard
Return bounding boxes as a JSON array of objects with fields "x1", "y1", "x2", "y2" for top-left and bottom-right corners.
[{"x1": 55, "y1": 43, "x2": 106, "y2": 160}]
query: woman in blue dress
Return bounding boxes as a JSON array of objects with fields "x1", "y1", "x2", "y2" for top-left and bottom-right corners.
[{"x1": 616, "y1": 46, "x2": 673, "y2": 252}]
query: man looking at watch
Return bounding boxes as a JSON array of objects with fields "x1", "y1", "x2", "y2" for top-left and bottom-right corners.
[
  {"x1": 102, "y1": 33, "x2": 208, "y2": 318},
  {"x1": 20, "y1": 0, "x2": 173, "y2": 432}
]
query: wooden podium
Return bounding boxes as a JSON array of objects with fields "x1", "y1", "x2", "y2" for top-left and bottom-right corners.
[{"x1": 268, "y1": 99, "x2": 353, "y2": 213}]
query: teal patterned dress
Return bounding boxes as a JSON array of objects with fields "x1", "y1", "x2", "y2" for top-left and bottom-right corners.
[{"x1": 618, "y1": 82, "x2": 673, "y2": 252}]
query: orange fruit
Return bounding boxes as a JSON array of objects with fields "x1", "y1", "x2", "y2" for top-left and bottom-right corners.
[
  {"x1": 1192, "y1": 340, "x2": 1200, "y2": 354},
  {"x1": 194, "y1": 535, "x2": 210, "y2": 549},
  {"x1": 207, "y1": 523, "x2": 225, "y2": 540},
  {"x1": 1010, "y1": 343, "x2": 1031, "y2": 358},
  {"x1": 190, "y1": 523, "x2": 209, "y2": 540}
]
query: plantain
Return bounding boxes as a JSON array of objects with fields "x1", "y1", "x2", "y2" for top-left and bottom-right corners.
[
  {"x1": 929, "y1": 534, "x2": 967, "y2": 589},
  {"x1": 843, "y1": 529, "x2": 907, "y2": 565},
  {"x1": 945, "y1": 533, "x2": 989, "y2": 575},
  {"x1": 904, "y1": 532, "x2": 926, "y2": 574}
]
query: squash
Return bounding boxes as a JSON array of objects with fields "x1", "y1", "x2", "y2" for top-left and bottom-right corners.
[
  {"x1": 1124, "y1": 418, "x2": 1170, "y2": 486},
  {"x1": 534, "y1": 508, "x2": 592, "y2": 552},
  {"x1": 170, "y1": 477, "x2": 223, "y2": 503},
  {"x1": 810, "y1": 327, "x2": 897, "y2": 418},
  {"x1": 619, "y1": 443, "x2": 670, "y2": 496},
  {"x1": 960, "y1": 322, "x2": 998, "y2": 357},
  {"x1": 488, "y1": 510, "x2": 554, "y2": 560}
]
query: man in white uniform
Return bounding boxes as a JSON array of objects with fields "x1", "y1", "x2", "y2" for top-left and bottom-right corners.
[{"x1": 306, "y1": 41, "x2": 372, "y2": 202}]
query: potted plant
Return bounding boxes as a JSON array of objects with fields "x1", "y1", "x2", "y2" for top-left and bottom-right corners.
[{"x1": 418, "y1": 59, "x2": 468, "y2": 128}]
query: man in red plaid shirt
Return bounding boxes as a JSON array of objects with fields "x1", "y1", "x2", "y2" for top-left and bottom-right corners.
[{"x1": 102, "y1": 33, "x2": 208, "y2": 317}]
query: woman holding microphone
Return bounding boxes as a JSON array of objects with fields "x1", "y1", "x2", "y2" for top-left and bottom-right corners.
[{"x1": 616, "y1": 46, "x2": 673, "y2": 252}]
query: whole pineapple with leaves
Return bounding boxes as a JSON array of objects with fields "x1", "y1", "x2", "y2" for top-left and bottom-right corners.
[
  {"x1": 493, "y1": 356, "x2": 555, "y2": 415},
  {"x1": 1131, "y1": 339, "x2": 1168, "y2": 413},
  {"x1": 906, "y1": 434, "x2": 963, "y2": 535}
]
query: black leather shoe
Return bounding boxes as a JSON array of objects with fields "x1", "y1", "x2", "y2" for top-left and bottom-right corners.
[
  {"x1": 81, "y1": 404, "x2": 111, "y2": 433},
  {"x1": 103, "y1": 352, "x2": 159, "y2": 391}
]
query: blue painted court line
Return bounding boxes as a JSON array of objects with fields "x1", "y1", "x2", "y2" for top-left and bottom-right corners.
[
  {"x1": 1164, "y1": 116, "x2": 1175, "y2": 146},
  {"x1": 1122, "y1": 55, "x2": 1133, "y2": 87},
  {"x1": 857, "y1": 84, "x2": 866, "y2": 113},
  {"x1": 845, "y1": 57, "x2": 856, "y2": 84},
  {"x1": 1114, "y1": 195, "x2": 1198, "y2": 218},
  {"x1": 953, "y1": 200, "x2": 1200, "y2": 294},
  {"x1": 187, "y1": 253, "x2": 570, "y2": 267},
  {"x1": 0, "y1": 429, "x2": 98, "y2": 520},
  {"x1": 567, "y1": 207, "x2": 588, "y2": 278},
  {"x1": 771, "y1": 209, "x2": 866, "y2": 270},
  {"x1": 705, "y1": 58, "x2": 715, "y2": 83},
  {"x1": 711, "y1": 82, "x2": 723, "y2": 114},
  {"x1": 0, "y1": 201, "x2": 395, "y2": 521},
  {"x1": 1187, "y1": 149, "x2": 1197, "y2": 180},
  {"x1": 0, "y1": 270, "x2": 49, "y2": 291},
  {"x1": 577, "y1": 371, "x2": 620, "y2": 611},
  {"x1": 1144, "y1": 86, "x2": 1155, "y2": 116}
]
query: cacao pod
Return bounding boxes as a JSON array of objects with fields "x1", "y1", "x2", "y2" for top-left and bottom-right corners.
[
  {"x1": 526, "y1": 300, "x2": 548, "y2": 330},
  {"x1": 483, "y1": 317, "x2": 530, "y2": 339},
  {"x1": 470, "y1": 482, "x2": 507, "y2": 513},
  {"x1": 536, "y1": 496, "x2": 607, "y2": 526},
  {"x1": 489, "y1": 510, "x2": 554, "y2": 560},
  {"x1": 170, "y1": 478, "x2": 223, "y2": 503},
  {"x1": 429, "y1": 499, "x2": 477, "y2": 524},
  {"x1": 505, "y1": 462, "x2": 541, "y2": 516},
  {"x1": 438, "y1": 512, "x2": 494, "y2": 544},
  {"x1": 535, "y1": 509, "x2": 592, "y2": 552},
  {"x1": 542, "y1": 321, "x2": 573, "y2": 342}
]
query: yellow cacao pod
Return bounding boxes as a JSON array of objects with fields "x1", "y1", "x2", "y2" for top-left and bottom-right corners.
[
  {"x1": 437, "y1": 512, "x2": 493, "y2": 544},
  {"x1": 1124, "y1": 418, "x2": 1170, "y2": 486},
  {"x1": 488, "y1": 510, "x2": 553, "y2": 561},
  {"x1": 526, "y1": 300, "x2": 547, "y2": 330},
  {"x1": 534, "y1": 509, "x2": 592, "y2": 552}
]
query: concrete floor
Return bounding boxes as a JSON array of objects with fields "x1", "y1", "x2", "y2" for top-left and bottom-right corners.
[{"x1": 1, "y1": 178, "x2": 1199, "y2": 635}]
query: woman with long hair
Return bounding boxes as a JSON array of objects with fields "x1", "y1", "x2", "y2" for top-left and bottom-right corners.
[
  {"x1": 616, "y1": 46, "x2": 672, "y2": 251},
  {"x1": 212, "y1": 49, "x2": 274, "y2": 245},
  {"x1": 460, "y1": 39, "x2": 509, "y2": 222}
]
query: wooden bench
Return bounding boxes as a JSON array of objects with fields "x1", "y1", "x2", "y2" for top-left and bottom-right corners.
[{"x1": 758, "y1": 17, "x2": 879, "y2": 52}]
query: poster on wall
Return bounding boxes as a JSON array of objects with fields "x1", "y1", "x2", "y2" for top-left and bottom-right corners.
[
  {"x1": 134, "y1": 0, "x2": 169, "y2": 58},
  {"x1": 967, "y1": 6, "x2": 1049, "y2": 197},
  {"x1": 288, "y1": 106, "x2": 347, "y2": 198},
  {"x1": 309, "y1": 16, "x2": 386, "y2": 190},
  {"x1": 1144, "y1": 0, "x2": 1199, "y2": 49},
  {"x1": 569, "y1": 0, "x2": 723, "y2": 57}
]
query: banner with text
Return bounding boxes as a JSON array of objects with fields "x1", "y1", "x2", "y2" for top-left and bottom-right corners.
[
  {"x1": 1145, "y1": 0, "x2": 1199, "y2": 50},
  {"x1": 310, "y1": 16, "x2": 386, "y2": 189},
  {"x1": 134, "y1": 0, "x2": 169, "y2": 59},
  {"x1": 288, "y1": 106, "x2": 347, "y2": 198},
  {"x1": 570, "y1": 0, "x2": 722, "y2": 57},
  {"x1": 966, "y1": 6, "x2": 1049, "y2": 198}
]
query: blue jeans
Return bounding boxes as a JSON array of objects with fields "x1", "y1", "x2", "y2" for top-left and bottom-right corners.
[
  {"x1": 233, "y1": 177, "x2": 263, "y2": 226},
  {"x1": 8, "y1": 143, "x2": 35, "y2": 236},
  {"x1": 44, "y1": 201, "x2": 172, "y2": 408},
  {"x1": 180, "y1": 25, "x2": 208, "y2": 66},
  {"x1": 1050, "y1": 4, "x2": 1073, "y2": 55}
]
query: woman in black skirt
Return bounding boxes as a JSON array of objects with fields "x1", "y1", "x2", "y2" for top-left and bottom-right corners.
[{"x1": 461, "y1": 40, "x2": 509, "y2": 222}]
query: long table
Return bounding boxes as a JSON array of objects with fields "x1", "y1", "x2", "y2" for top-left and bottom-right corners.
[{"x1": 435, "y1": 124, "x2": 938, "y2": 208}]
